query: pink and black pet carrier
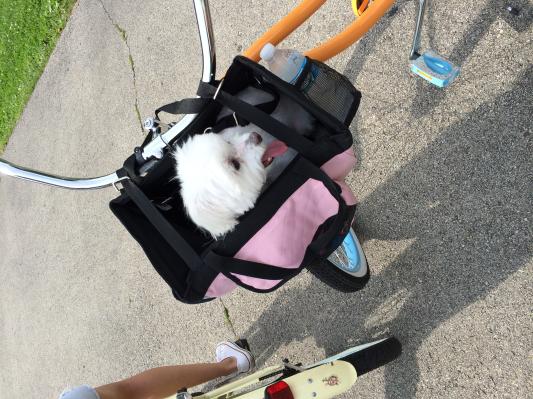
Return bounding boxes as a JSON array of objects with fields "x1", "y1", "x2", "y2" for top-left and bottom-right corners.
[{"x1": 109, "y1": 55, "x2": 366, "y2": 304}]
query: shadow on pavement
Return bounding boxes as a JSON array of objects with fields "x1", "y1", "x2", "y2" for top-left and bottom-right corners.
[
  {"x1": 409, "y1": 0, "x2": 532, "y2": 118},
  {"x1": 344, "y1": 0, "x2": 531, "y2": 120},
  {"x1": 241, "y1": 67, "x2": 532, "y2": 398}
]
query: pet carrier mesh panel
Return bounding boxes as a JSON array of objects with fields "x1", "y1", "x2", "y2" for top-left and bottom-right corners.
[
  {"x1": 110, "y1": 56, "x2": 361, "y2": 303},
  {"x1": 296, "y1": 59, "x2": 360, "y2": 127}
]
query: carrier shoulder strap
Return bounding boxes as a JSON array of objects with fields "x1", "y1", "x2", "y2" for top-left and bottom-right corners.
[
  {"x1": 155, "y1": 97, "x2": 211, "y2": 119},
  {"x1": 204, "y1": 251, "x2": 301, "y2": 280},
  {"x1": 120, "y1": 176, "x2": 203, "y2": 272},
  {"x1": 212, "y1": 82, "x2": 280, "y2": 133},
  {"x1": 156, "y1": 84, "x2": 281, "y2": 135},
  {"x1": 198, "y1": 82, "x2": 314, "y2": 156}
]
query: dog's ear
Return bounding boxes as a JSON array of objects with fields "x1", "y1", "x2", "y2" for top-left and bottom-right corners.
[
  {"x1": 173, "y1": 136, "x2": 198, "y2": 163},
  {"x1": 172, "y1": 143, "x2": 186, "y2": 167},
  {"x1": 174, "y1": 147, "x2": 182, "y2": 161},
  {"x1": 171, "y1": 145, "x2": 185, "y2": 183},
  {"x1": 173, "y1": 142, "x2": 183, "y2": 154}
]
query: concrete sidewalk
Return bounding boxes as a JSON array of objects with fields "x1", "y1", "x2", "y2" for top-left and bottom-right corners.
[{"x1": 1, "y1": 0, "x2": 531, "y2": 398}]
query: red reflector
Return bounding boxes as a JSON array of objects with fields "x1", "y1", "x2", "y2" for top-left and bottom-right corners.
[{"x1": 265, "y1": 381, "x2": 294, "y2": 399}]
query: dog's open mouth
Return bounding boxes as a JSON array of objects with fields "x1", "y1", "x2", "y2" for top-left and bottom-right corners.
[{"x1": 261, "y1": 140, "x2": 288, "y2": 167}]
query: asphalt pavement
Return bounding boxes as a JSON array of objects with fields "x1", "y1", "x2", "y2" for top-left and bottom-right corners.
[{"x1": 0, "y1": 0, "x2": 531, "y2": 398}]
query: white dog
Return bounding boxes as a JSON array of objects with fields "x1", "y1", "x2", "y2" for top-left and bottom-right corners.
[{"x1": 173, "y1": 87, "x2": 314, "y2": 238}]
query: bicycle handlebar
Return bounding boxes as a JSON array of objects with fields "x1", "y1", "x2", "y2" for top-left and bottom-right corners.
[
  {"x1": 0, "y1": 0, "x2": 394, "y2": 190},
  {"x1": 0, "y1": 0, "x2": 215, "y2": 190},
  {"x1": 0, "y1": 158, "x2": 121, "y2": 189}
]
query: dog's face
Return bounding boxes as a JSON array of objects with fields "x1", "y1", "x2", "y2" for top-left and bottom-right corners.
[{"x1": 174, "y1": 126, "x2": 268, "y2": 238}]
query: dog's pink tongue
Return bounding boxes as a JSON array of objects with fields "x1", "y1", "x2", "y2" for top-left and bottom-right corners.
[{"x1": 262, "y1": 140, "x2": 288, "y2": 167}]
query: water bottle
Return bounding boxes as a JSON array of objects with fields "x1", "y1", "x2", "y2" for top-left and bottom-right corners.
[{"x1": 260, "y1": 43, "x2": 307, "y2": 84}]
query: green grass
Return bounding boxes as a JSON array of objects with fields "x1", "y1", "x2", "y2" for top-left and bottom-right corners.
[{"x1": 0, "y1": 0, "x2": 77, "y2": 152}]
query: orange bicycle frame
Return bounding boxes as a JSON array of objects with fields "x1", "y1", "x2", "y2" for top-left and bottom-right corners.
[{"x1": 243, "y1": 0, "x2": 396, "y2": 62}]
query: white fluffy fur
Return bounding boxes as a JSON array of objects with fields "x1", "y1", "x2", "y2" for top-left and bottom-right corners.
[
  {"x1": 173, "y1": 87, "x2": 314, "y2": 239},
  {"x1": 174, "y1": 128, "x2": 266, "y2": 238}
]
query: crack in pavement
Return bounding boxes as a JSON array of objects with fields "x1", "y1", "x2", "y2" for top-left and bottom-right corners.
[
  {"x1": 219, "y1": 298, "x2": 238, "y2": 339},
  {"x1": 97, "y1": 0, "x2": 143, "y2": 132}
]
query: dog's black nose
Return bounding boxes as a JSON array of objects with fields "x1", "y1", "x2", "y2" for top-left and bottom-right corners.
[{"x1": 249, "y1": 132, "x2": 262, "y2": 145}]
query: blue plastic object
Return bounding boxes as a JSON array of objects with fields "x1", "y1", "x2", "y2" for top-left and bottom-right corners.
[
  {"x1": 410, "y1": 50, "x2": 460, "y2": 88},
  {"x1": 423, "y1": 53, "x2": 452, "y2": 75}
]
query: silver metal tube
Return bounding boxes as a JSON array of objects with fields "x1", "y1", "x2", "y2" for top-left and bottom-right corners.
[
  {"x1": 141, "y1": 0, "x2": 216, "y2": 160},
  {"x1": 409, "y1": 0, "x2": 427, "y2": 60},
  {"x1": 0, "y1": 158, "x2": 120, "y2": 189},
  {"x1": 194, "y1": 0, "x2": 216, "y2": 84}
]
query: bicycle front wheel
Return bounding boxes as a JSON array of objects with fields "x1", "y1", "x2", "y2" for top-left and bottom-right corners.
[{"x1": 307, "y1": 228, "x2": 369, "y2": 292}]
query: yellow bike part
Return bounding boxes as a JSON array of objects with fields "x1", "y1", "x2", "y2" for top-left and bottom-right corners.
[{"x1": 353, "y1": 0, "x2": 370, "y2": 16}]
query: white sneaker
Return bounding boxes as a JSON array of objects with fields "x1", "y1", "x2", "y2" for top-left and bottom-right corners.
[{"x1": 215, "y1": 341, "x2": 255, "y2": 375}]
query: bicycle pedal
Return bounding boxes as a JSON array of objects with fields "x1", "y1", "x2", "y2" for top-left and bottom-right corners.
[{"x1": 410, "y1": 50, "x2": 460, "y2": 88}]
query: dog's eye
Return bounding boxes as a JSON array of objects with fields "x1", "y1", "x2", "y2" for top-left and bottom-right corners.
[{"x1": 230, "y1": 159, "x2": 240, "y2": 170}]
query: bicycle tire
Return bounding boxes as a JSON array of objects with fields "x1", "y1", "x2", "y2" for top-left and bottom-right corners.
[
  {"x1": 340, "y1": 337, "x2": 402, "y2": 376},
  {"x1": 307, "y1": 258, "x2": 370, "y2": 292},
  {"x1": 307, "y1": 228, "x2": 370, "y2": 292}
]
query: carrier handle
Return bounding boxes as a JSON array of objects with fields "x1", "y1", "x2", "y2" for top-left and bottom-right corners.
[
  {"x1": 198, "y1": 82, "x2": 315, "y2": 156},
  {"x1": 155, "y1": 98, "x2": 211, "y2": 120},
  {"x1": 204, "y1": 250, "x2": 303, "y2": 293},
  {"x1": 204, "y1": 252, "x2": 301, "y2": 280},
  {"x1": 155, "y1": 82, "x2": 281, "y2": 135},
  {"x1": 119, "y1": 176, "x2": 204, "y2": 272},
  {"x1": 204, "y1": 158, "x2": 348, "y2": 287}
]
